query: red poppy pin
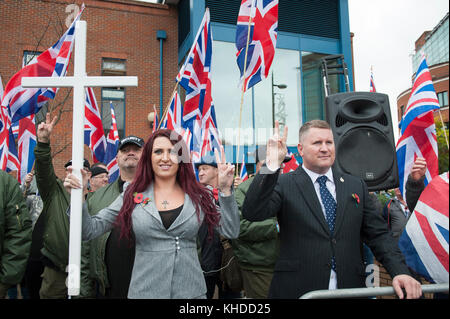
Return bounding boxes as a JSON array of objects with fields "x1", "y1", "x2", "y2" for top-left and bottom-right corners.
[
  {"x1": 352, "y1": 193, "x2": 360, "y2": 207},
  {"x1": 133, "y1": 192, "x2": 151, "y2": 206}
]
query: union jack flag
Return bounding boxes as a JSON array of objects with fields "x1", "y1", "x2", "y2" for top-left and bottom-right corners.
[
  {"x1": 0, "y1": 4, "x2": 84, "y2": 170},
  {"x1": 369, "y1": 68, "x2": 376, "y2": 92},
  {"x1": 5, "y1": 126, "x2": 20, "y2": 172},
  {"x1": 2, "y1": 76, "x2": 20, "y2": 174},
  {"x1": 176, "y1": 9, "x2": 213, "y2": 123},
  {"x1": 398, "y1": 172, "x2": 449, "y2": 284},
  {"x1": 11, "y1": 122, "x2": 19, "y2": 139},
  {"x1": 84, "y1": 87, "x2": 106, "y2": 163},
  {"x1": 105, "y1": 102, "x2": 120, "y2": 183},
  {"x1": 396, "y1": 56, "x2": 439, "y2": 198},
  {"x1": 161, "y1": 92, "x2": 184, "y2": 133},
  {"x1": 175, "y1": 8, "x2": 222, "y2": 165},
  {"x1": 236, "y1": 0, "x2": 278, "y2": 92},
  {"x1": 240, "y1": 155, "x2": 248, "y2": 181},
  {"x1": 105, "y1": 102, "x2": 120, "y2": 182},
  {"x1": 282, "y1": 150, "x2": 300, "y2": 174},
  {"x1": 17, "y1": 114, "x2": 36, "y2": 183},
  {"x1": 199, "y1": 103, "x2": 221, "y2": 157}
]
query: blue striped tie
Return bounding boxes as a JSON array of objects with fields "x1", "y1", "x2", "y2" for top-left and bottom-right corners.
[{"x1": 317, "y1": 175, "x2": 337, "y2": 271}]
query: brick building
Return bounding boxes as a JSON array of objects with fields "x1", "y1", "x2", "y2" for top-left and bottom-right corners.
[
  {"x1": 0, "y1": 0, "x2": 179, "y2": 178},
  {"x1": 397, "y1": 12, "x2": 449, "y2": 130}
]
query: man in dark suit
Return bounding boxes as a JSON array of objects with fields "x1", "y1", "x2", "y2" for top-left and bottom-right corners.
[{"x1": 242, "y1": 120, "x2": 422, "y2": 299}]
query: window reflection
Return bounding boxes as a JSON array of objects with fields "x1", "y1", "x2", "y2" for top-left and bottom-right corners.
[
  {"x1": 211, "y1": 41, "x2": 301, "y2": 146},
  {"x1": 301, "y1": 52, "x2": 339, "y2": 122}
]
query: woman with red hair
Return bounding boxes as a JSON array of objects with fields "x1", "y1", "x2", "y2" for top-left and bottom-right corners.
[{"x1": 65, "y1": 129, "x2": 239, "y2": 298}]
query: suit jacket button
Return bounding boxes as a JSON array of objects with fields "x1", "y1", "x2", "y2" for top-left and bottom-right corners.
[{"x1": 331, "y1": 238, "x2": 337, "y2": 244}]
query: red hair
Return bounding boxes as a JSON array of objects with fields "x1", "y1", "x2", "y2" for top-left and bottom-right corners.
[{"x1": 115, "y1": 129, "x2": 220, "y2": 240}]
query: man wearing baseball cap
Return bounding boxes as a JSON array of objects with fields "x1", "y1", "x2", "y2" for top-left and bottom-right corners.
[
  {"x1": 81, "y1": 134, "x2": 144, "y2": 298},
  {"x1": 115, "y1": 135, "x2": 144, "y2": 183}
]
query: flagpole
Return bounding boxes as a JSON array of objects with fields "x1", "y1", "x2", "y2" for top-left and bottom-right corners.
[
  {"x1": 236, "y1": 1, "x2": 255, "y2": 178},
  {"x1": 157, "y1": 82, "x2": 179, "y2": 130},
  {"x1": 23, "y1": 160, "x2": 36, "y2": 196},
  {"x1": 437, "y1": 109, "x2": 449, "y2": 149}
]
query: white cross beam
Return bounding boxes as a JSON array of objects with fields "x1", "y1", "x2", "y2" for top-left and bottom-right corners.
[{"x1": 22, "y1": 21, "x2": 138, "y2": 297}]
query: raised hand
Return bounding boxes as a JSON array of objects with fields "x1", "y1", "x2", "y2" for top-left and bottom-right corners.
[
  {"x1": 410, "y1": 157, "x2": 427, "y2": 181},
  {"x1": 63, "y1": 166, "x2": 91, "y2": 196},
  {"x1": 214, "y1": 145, "x2": 235, "y2": 196},
  {"x1": 265, "y1": 120, "x2": 288, "y2": 172},
  {"x1": 37, "y1": 113, "x2": 57, "y2": 143}
]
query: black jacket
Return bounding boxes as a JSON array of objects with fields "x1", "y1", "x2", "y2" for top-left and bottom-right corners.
[{"x1": 243, "y1": 166, "x2": 411, "y2": 298}]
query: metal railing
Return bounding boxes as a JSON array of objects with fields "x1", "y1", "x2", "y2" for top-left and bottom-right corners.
[{"x1": 299, "y1": 283, "x2": 449, "y2": 299}]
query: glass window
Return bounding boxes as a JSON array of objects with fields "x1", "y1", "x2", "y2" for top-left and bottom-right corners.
[
  {"x1": 211, "y1": 41, "x2": 301, "y2": 146},
  {"x1": 437, "y1": 91, "x2": 449, "y2": 108},
  {"x1": 211, "y1": 41, "x2": 253, "y2": 147},
  {"x1": 101, "y1": 58, "x2": 126, "y2": 138},
  {"x1": 412, "y1": 17, "x2": 449, "y2": 71},
  {"x1": 301, "y1": 52, "x2": 339, "y2": 123},
  {"x1": 102, "y1": 58, "x2": 127, "y2": 73},
  {"x1": 23, "y1": 51, "x2": 41, "y2": 67},
  {"x1": 254, "y1": 48, "x2": 301, "y2": 146},
  {"x1": 101, "y1": 89, "x2": 125, "y2": 139}
]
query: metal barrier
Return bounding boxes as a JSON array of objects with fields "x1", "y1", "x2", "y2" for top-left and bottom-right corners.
[{"x1": 299, "y1": 283, "x2": 449, "y2": 299}]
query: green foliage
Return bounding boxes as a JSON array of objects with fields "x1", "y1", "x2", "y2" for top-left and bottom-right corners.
[
  {"x1": 376, "y1": 190, "x2": 394, "y2": 208},
  {"x1": 436, "y1": 120, "x2": 449, "y2": 174}
]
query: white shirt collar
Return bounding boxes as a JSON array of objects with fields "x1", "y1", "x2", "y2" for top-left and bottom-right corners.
[{"x1": 303, "y1": 166, "x2": 334, "y2": 185}]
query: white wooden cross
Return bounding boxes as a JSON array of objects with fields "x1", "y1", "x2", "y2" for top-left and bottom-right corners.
[{"x1": 22, "y1": 21, "x2": 138, "y2": 297}]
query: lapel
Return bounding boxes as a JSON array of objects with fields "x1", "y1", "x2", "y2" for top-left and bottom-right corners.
[
  {"x1": 293, "y1": 167, "x2": 331, "y2": 235},
  {"x1": 332, "y1": 167, "x2": 350, "y2": 235},
  {"x1": 167, "y1": 193, "x2": 196, "y2": 231},
  {"x1": 140, "y1": 184, "x2": 162, "y2": 225},
  {"x1": 140, "y1": 184, "x2": 196, "y2": 232}
]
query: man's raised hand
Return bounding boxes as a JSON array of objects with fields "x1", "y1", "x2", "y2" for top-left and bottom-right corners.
[
  {"x1": 265, "y1": 121, "x2": 288, "y2": 172},
  {"x1": 214, "y1": 145, "x2": 234, "y2": 196},
  {"x1": 37, "y1": 113, "x2": 57, "y2": 143}
]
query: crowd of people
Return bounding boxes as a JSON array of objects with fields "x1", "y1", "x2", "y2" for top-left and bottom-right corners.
[{"x1": 1, "y1": 115, "x2": 439, "y2": 299}]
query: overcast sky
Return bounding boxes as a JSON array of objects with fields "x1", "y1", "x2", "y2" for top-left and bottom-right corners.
[{"x1": 348, "y1": 0, "x2": 449, "y2": 141}]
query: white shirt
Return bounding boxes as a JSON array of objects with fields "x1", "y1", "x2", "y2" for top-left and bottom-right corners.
[{"x1": 302, "y1": 166, "x2": 338, "y2": 290}]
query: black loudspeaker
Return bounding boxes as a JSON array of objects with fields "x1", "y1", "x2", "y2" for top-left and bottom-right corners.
[{"x1": 325, "y1": 92, "x2": 399, "y2": 191}]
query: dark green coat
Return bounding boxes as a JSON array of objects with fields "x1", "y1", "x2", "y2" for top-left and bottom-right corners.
[
  {"x1": 232, "y1": 177, "x2": 279, "y2": 271},
  {"x1": 81, "y1": 179, "x2": 121, "y2": 297},
  {"x1": 0, "y1": 169, "x2": 32, "y2": 288},
  {"x1": 34, "y1": 142, "x2": 70, "y2": 272},
  {"x1": 34, "y1": 142, "x2": 91, "y2": 279}
]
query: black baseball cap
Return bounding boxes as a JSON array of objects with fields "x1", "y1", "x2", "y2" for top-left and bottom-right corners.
[
  {"x1": 64, "y1": 158, "x2": 91, "y2": 170},
  {"x1": 119, "y1": 135, "x2": 144, "y2": 150}
]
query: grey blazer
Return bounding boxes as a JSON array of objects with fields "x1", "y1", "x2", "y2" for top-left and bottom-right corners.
[{"x1": 80, "y1": 184, "x2": 240, "y2": 299}]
